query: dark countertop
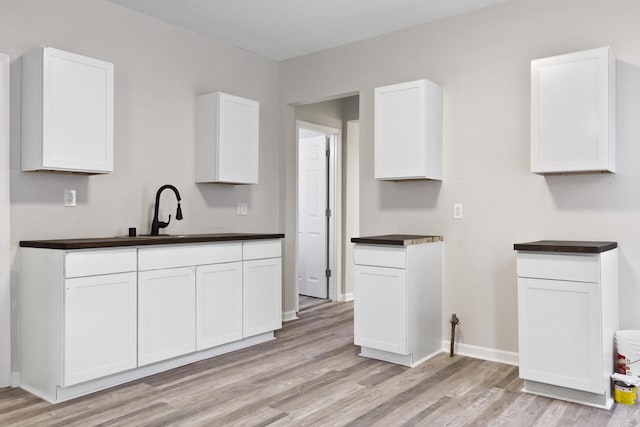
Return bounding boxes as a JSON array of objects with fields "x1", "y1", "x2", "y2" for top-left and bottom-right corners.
[
  {"x1": 351, "y1": 234, "x2": 443, "y2": 246},
  {"x1": 513, "y1": 240, "x2": 617, "y2": 253},
  {"x1": 20, "y1": 233, "x2": 285, "y2": 250}
]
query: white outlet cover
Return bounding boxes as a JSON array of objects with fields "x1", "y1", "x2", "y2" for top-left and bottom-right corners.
[
  {"x1": 64, "y1": 189, "x2": 77, "y2": 207},
  {"x1": 453, "y1": 203, "x2": 463, "y2": 219},
  {"x1": 237, "y1": 202, "x2": 248, "y2": 216}
]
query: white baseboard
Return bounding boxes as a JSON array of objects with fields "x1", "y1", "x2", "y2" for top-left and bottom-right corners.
[
  {"x1": 11, "y1": 371, "x2": 20, "y2": 387},
  {"x1": 339, "y1": 293, "x2": 353, "y2": 302},
  {"x1": 442, "y1": 340, "x2": 519, "y2": 366},
  {"x1": 282, "y1": 310, "x2": 298, "y2": 322}
]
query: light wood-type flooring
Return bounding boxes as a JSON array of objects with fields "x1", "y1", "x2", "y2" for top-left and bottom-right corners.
[{"x1": 1, "y1": 302, "x2": 639, "y2": 426}]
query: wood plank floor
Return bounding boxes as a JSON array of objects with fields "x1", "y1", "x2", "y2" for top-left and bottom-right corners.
[{"x1": 1, "y1": 302, "x2": 639, "y2": 426}]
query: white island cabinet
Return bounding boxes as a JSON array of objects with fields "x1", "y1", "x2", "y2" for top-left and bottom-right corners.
[
  {"x1": 515, "y1": 240, "x2": 618, "y2": 409},
  {"x1": 19, "y1": 236, "x2": 283, "y2": 403},
  {"x1": 352, "y1": 235, "x2": 443, "y2": 367},
  {"x1": 21, "y1": 47, "x2": 114, "y2": 173}
]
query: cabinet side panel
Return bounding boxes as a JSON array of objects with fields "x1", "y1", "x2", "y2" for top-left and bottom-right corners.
[
  {"x1": 426, "y1": 81, "x2": 443, "y2": 180},
  {"x1": 20, "y1": 248, "x2": 64, "y2": 402},
  {"x1": 607, "y1": 51, "x2": 616, "y2": 173},
  {"x1": 600, "y1": 248, "x2": 618, "y2": 404},
  {"x1": 407, "y1": 242, "x2": 442, "y2": 359},
  {"x1": 20, "y1": 49, "x2": 43, "y2": 171},
  {"x1": 195, "y1": 93, "x2": 218, "y2": 182}
]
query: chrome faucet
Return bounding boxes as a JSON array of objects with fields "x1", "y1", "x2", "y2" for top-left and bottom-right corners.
[{"x1": 150, "y1": 184, "x2": 183, "y2": 236}]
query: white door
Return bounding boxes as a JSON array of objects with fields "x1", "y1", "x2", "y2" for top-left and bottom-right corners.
[
  {"x1": 298, "y1": 133, "x2": 328, "y2": 298},
  {"x1": 243, "y1": 258, "x2": 282, "y2": 337},
  {"x1": 64, "y1": 272, "x2": 137, "y2": 386},
  {"x1": 138, "y1": 267, "x2": 196, "y2": 366},
  {"x1": 354, "y1": 265, "x2": 408, "y2": 354},
  {"x1": 196, "y1": 262, "x2": 243, "y2": 350},
  {"x1": 518, "y1": 277, "x2": 602, "y2": 393},
  {"x1": 0, "y1": 52, "x2": 9, "y2": 387}
]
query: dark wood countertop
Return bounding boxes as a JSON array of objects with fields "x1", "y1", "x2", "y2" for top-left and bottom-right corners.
[
  {"x1": 513, "y1": 240, "x2": 617, "y2": 253},
  {"x1": 351, "y1": 234, "x2": 443, "y2": 246},
  {"x1": 20, "y1": 233, "x2": 285, "y2": 250}
]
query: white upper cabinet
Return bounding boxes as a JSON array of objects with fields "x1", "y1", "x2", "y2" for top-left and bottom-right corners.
[
  {"x1": 21, "y1": 47, "x2": 114, "y2": 173},
  {"x1": 531, "y1": 47, "x2": 616, "y2": 174},
  {"x1": 374, "y1": 79, "x2": 443, "y2": 180},
  {"x1": 196, "y1": 91, "x2": 259, "y2": 184}
]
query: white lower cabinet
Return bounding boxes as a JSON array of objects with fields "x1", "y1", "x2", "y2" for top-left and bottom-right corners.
[
  {"x1": 243, "y1": 257, "x2": 282, "y2": 337},
  {"x1": 138, "y1": 267, "x2": 196, "y2": 366},
  {"x1": 196, "y1": 262, "x2": 243, "y2": 350},
  {"x1": 64, "y1": 272, "x2": 137, "y2": 386},
  {"x1": 354, "y1": 265, "x2": 407, "y2": 354}
]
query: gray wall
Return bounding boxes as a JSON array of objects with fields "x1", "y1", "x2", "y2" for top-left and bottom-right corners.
[
  {"x1": 2, "y1": 0, "x2": 280, "y2": 373},
  {"x1": 280, "y1": 0, "x2": 640, "y2": 353}
]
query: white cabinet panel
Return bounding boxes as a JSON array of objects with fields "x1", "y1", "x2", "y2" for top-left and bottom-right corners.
[
  {"x1": 64, "y1": 272, "x2": 136, "y2": 386},
  {"x1": 65, "y1": 248, "x2": 137, "y2": 278},
  {"x1": 518, "y1": 278, "x2": 602, "y2": 393},
  {"x1": 243, "y1": 258, "x2": 282, "y2": 337},
  {"x1": 196, "y1": 91, "x2": 259, "y2": 184},
  {"x1": 531, "y1": 47, "x2": 615, "y2": 173},
  {"x1": 517, "y1": 252, "x2": 600, "y2": 283},
  {"x1": 138, "y1": 243, "x2": 242, "y2": 271},
  {"x1": 138, "y1": 267, "x2": 196, "y2": 366},
  {"x1": 374, "y1": 79, "x2": 442, "y2": 180},
  {"x1": 354, "y1": 265, "x2": 408, "y2": 354},
  {"x1": 354, "y1": 245, "x2": 406, "y2": 269},
  {"x1": 243, "y1": 239, "x2": 281, "y2": 260},
  {"x1": 21, "y1": 47, "x2": 113, "y2": 173},
  {"x1": 196, "y1": 262, "x2": 243, "y2": 350}
]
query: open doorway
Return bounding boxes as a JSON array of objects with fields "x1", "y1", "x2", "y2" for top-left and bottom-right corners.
[{"x1": 297, "y1": 122, "x2": 339, "y2": 310}]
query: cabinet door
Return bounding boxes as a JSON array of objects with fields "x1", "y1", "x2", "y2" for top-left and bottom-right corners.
[
  {"x1": 375, "y1": 80, "x2": 426, "y2": 180},
  {"x1": 518, "y1": 277, "x2": 602, "y2": 393},
  {"x1": 531, "y1": 47, "x2": 614, "y2": 173},
  {"x1": 243, "y1": 258, "x2": 282, "y2": 337},
  {"x1": 64, "y1": 272, "x2": 136, "y2": 386},
  {"x1": 138, "y1": 267, "x2": 196, "y2": 366},
  {"x1": 196, "y1": 262, "x2": 243, "y2": 350},
  {"x1": 354, "y1": 265, "x2": 408, "y2": 354},
  {"x1": 218, "y1": 93, "x2": 259, "y2": 184},
  {"x1": 42, "y1": 47, "x2": 113, "y2": 173}
]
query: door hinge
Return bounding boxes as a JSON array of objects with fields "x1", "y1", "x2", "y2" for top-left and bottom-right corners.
[
  {"x1": 326, "y1": 148, "x2": 330, "y2": 158},
  {"x1": 325, "y1": 208, "x2": 331, "y2": 218},
  {"x1": 325, "y1": 269, "x2": 332, "y2": 278}
]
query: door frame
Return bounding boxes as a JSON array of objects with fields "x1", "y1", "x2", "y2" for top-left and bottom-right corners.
[
  {"x1": 295, "y1": 120, "x2": 341, "y2": 310},
  {"x1": 0, "y1": 52, "x2": 10, "y2": 387}
]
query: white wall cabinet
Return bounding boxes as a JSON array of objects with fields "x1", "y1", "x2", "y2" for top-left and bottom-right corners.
[
  {"x1": 64, "y1": 272, "x2": 137, "y2": 386},
  {"x1": 196, "y1": 262, "x2": 243, "y2": 350},
  {"x1": 196, "y1": 91, "x2": 259, "y2": 184},
  {"x1": 21, "y1": 47, "x2": 114, "y2": 173},
  {"x1": 20, "y1": 238, "x2": 282, "y2": 403},
  {"x1": 353, "y1": 238, "x2": 443, "y2": 367},
  {"x1": 515, "y1": 243, "x2": 618, "y2": 409},
  {"x1": 374, "y1": 79, "x2": 442, "y2": 180},
  {"x1": 531, "y1": 47, "x2": 616, "y2": 174},
  {"x1": 138, "y1": 267, "x2": 196, "y2": 366}
]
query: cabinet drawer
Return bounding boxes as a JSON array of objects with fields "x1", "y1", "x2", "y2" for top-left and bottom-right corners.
[
  {"x1": 517, "y1": 252, "x2": 600, "y2": 283},
  {"x1": 354, "y1": 245, "x2": 406, "y2": 269},
  {"x1": 243, "y1": 240, "x2": 281, "y2": 260},
  {"x1": 65, "y1": 249, "x2": 137, "y2": 278},
  {"x1": 138, "y1": 243, "x2": 242, "y2": 271}
]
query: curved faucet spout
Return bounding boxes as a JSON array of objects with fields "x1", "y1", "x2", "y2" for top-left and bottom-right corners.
[{"x1": 151, "y1": 185, "x2": 183, "y2": 236}]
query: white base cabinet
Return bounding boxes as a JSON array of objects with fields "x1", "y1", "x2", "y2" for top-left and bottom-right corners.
[
  {"x1": 20, "y1": 238, "x2": 283, "y2": 403},
  {"x1": 138, "y1": 267, "x2": 196, "y2": 366},
  {"x1": 353, "y1": 241, "x2": 443, "y2": 367},
  {"x1": 516, "y1": 246, "x2": 618, "y2": 409}
]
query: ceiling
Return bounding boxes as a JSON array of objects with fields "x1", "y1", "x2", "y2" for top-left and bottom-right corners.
[{"x1": 108, "y1": 0, "x2": 513, "y2": 61}]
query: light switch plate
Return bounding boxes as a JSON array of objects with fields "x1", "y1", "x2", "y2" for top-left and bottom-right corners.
[
  {"x1": 237, "y1": 202, "x2": 248, "y2": 216},
  {"x1": 64, "y1": 189, "x2": 77, "y2": 207}
]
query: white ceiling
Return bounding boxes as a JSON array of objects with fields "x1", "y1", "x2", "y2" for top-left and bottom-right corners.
[{"x1": 108, "y1": 0, "x2": 513, "y2": 61}]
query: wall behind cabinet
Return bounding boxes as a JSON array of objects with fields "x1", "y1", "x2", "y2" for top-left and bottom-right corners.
[
  {"x1": 0, "y1": 0, "x2": 280, "y2": 378},
  {"x1": 279, "y1": 0, "x2": 640, "y2": 355}
]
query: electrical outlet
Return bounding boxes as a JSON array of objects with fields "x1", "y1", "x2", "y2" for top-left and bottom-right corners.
[
  {"x1": 64, "y1": 189, "x2": 76, "y2": 207},
  {"x1": 453, "y1": 203, "x2": 463, "y2": 219},
  {"x1": 237, "y1": 202, "x2": 248, "y2": 216}
]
